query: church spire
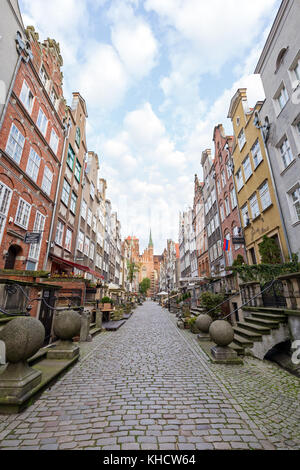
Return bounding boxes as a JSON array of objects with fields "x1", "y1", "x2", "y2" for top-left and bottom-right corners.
[{"x1": 149, "y1": 229, "x2": 153, "y2": 248}]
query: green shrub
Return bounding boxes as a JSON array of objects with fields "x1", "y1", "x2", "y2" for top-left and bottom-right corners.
[{"x1": 200, "y1": 292, "x2": 224, "y2": 320}]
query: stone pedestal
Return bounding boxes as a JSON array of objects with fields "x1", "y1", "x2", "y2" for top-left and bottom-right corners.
[
  {"x1": 211, "y1": 346, "x2": 238, "y2": 361},
  {"x1": 80, "y1": 311, "x2": 92, "y2": 342},
  {"x1": 197, "y1": 332, "x2": 211, "y2": 342},
  {"x1": 96, "y1": 310, "x2": 103, "y2": 329},
  {"x1": 0, "y1": 362, "x2": 42, "y2": 403},
  {"x1": 0, "y1": 340, "x2": 5, "y2": 365},
  {"x1": 47, "y1": 340, "x2": 79, "y2": 360}
]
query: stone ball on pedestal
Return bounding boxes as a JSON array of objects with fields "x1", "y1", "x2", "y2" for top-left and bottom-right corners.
[
  {"x1": 0, "y1": 317, "x2": 45, "y2": 363},
  {"x1": 53, "y1": 310, "x2": 81, "y2": 341},
  {"x1": 195, "y1": 314, "x2": 213, "y2": 333},
  {"x1": 209, "y1": 320, "x2": 234, "y2": 347}
]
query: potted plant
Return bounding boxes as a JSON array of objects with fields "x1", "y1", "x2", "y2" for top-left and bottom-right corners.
[{"x1": 100, "y1": 297, "x2": 114, "y2": 311}]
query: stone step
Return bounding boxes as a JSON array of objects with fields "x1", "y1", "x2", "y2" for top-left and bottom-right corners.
[
  {"x1": 232, "y1": 334, "x2": 253, "y2": 348},
  {"x1": 250, "y1": 312, "x2": 286, "y2": 322},
  {"x1": 229, "y1": 342, "x2": 245, "y2": 356},
  {"x1": 90, "y1": 327, "x2": 102, "y2": 337},
  {"x1": 233, "y1": 327, "x2": 263, "y2": 342},
  {"x1": 236, "y1": 321, "x2": 271, "y2": 335},
  {"x1": 243, "y1": 307, "x2": 286, "y2": 316},
  {"x1": 245, "y1": 317, "x2": 280, "y2": 329}
]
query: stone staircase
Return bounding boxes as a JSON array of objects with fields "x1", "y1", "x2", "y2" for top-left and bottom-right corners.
[{"x1": 230, "y1": 307, "x2": 289, "y2": 357}]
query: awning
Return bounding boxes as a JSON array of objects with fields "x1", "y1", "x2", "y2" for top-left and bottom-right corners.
[{"x1": 50, "y1": 254, "x2": 104, "y2": 280}]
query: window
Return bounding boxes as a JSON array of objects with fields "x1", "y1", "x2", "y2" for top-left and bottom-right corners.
[
  {"x1": 77, "y1": 231, "x2": 84, "y2": 252},
  {"x1": 221, "y1": 171, "x2": 226, "y2": 188},
  {"x1": 39, "y1": 66, "x2": 48, "y2": 87},
  {"x1": 28, "y1": 211, "x2": 45, "y2": 261},
  {"x1": 217, "y1": 180, "x2": 221, "y2": 194},
  {"x1": 61, "y1": 179, "x2": 71, "y2": 206},
  {"x1": 226, "y1": 161, "x2": 232, "y2": 179},
  {"x1": 230, "y1": 188, "x2": 237, "y2": 209},
  {"x1": 84, "y1": 237, "x2": 90, "y2": 257},
  {"x1": 20, "y1": 80, "x2": 34, "y2": 113},
  {"x1": 26, "y1": 148, "x2": 41, "y2": 183},
  {"x1": 74, "y1": 159, "x2": 82, "y2": 182},
  {"x1": 259, "y1": 181, "x2": 272, "y2": 211},
  {"x1": 41, "y1": 166, "x2": 53, "y2": 196},
  {"x1": 236, "y1": 168, "x2": 244, "y2": 192},
  {"x1": 6, "y1": 124, "x2": 25, "y2": 164},
  {"x1": 93, "y1": 215, "x2": 97, "y2": 232},
  {"x1": 220, "y1": 205, "x2": 225, "y2": 222},
  {"x1": 15, "y1": 198, "x2": 31, "y2": 229},
  {"x1": 87, "y1": 209, "x2": 92, "y2": 227},
  {"x1": 67, "y1": 144, "x2": 75, "y2": 170},
  {"x1": 251, "y1": 140, "x2": 263, "y2": 169},
  {"x1": 238, "y1": 129, "x2": 246, "y2": 150},
  {"x1": 50, "y1": 87, "x2": 58, "y2": 107},
  {"x1": 55, "y1": 220, "x2": 64, "y2": 245},
  {"x1": 50, "y1": 129, "x2": 59, "y2": 154},
  {"x1": 37, "y1": 108, "x2": 48, "y2": 136},
  {"x1": 90, "y1": 241, "x2": 95, "y2": 260},
  {"x1": 241, "y1": 204, "x2": 250, "y2": 227},
  {"x1": 243, "y1": 155, "x2": 252, "y2": 181},
  {"x1": 70, "y1": 192, "x2": 77, "y2": 214},
  {"x1": 65, "y1": 228, "x2": 72, "y2": 251},
  {"x1": 224, "y1": 196, "x2": 230, "y2": 217},
  {"x1": 90, "y1": 182, "x2": 95, "y2": 200},
  {"x1": 276, "y1": 85, "x2": 288, "y2": 111},
  {"x1": 225, "y1": 233, "x2": 233, "y2": 266},
  {"x1": 233, "y1": 226, "x2": 240, "y2": 251},
  {"x1": 249, "y1": 193, "x2": 260, "y2": 219},
  {"x1": 279, "y1": 137, "x2": 294, "y2": 168},
  {"x1": 293, "y1": 59, "x2": 300, "y2": 81},
  {"x1": 290, "y1": 186, "x2": 300, "y2": 222},
  {"x1": 75, "y1": 127, "x2": 81, "y2": 148},
  {"x1": 81, "y1": 200, "x2": 87, "y2": 219},
  {"x1": 0, "y1": 182, "x2": 13, "y2": 244}
]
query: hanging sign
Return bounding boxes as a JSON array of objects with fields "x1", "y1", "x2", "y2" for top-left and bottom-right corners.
[{"x1": 232, "y1": 237, "x2": 246, "y2": 245}]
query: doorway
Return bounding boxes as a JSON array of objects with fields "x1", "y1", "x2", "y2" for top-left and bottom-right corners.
[{"x1": 4, "y1": 245, "x2": 22, "y2": 270}]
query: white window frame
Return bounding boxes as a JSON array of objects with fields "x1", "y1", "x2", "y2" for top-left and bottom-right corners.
[
  {"x1": 26, "y1": 148, "x2": 41, "y2": 183},
  {"x1": 41, "y1": 166, "x2": 53, "y2": 196},
  {"x1": 230, "y1": 188, "x2": 237, "y2": 210},
  {"x1": 81, "y1": 200, "x2": 87, "y2": 220},
  {"x1": 236, "y1": 168, "x2": 244, "y2": 192},
  {"x1": 0, "y1": 182, "x2": 13, "y2": 245},
  {"x1": 20, "y1": 80, "x2": 34, "y2": 113},
  {"x1": 279, "y1": 137, "x2": 294, "y2": 169},
  {"x1": 61, "y1": 179, "x2": 71, "y2": 206},
  {"x1": 84, "y1": 237, "x2": 90, "y2": 257},
  {"x1": 50, "y1": 129, "x2": 59, "y2": 155},
  {"x1": 77, "y1": 230, "x2": 84, "y2": 252},
  {"x1": 249, "y1": 193, "x2": 260, "y2": 220},
  {"x1": 259, "y1": 181, "x2": 272, "y2": 211},
  {"x1": 89, "y1": 241, "x2": 95, "y2": 260},
  {"x1": 15, "y1": 198, "x2": 31, "y2": 230},
  {"x1": 28, "y1": 211, "x2": 45, "y2": 262},
  {"x1": 288, "y1": 183, "x2": 300, "y2": 224},
  {"x1": 65, "y1": 228, "x2": 72, "y2": 252},
  {"x1": 39, "y1": 66, "x2": 49, "y2": 87},
  {"x1": 241, "y1": 204, "x2": 250, "y2": 227},
  {"x1": 251, "y1": 139, "x2": 263, "y2": 169},
  {"x1": 238, "y1": 129, "x2": 246, "y2": 151},
  {"x1": 36, "y1": 108, "x2": 48, "y2": 136},
  {"x1": 274, "y1": 83, "x2": 289, "y2": 114},
  {"x1": 55, "y1": 220, "x2": 64, "y2": 246},
  {"x1": 243, "y1": 155, "x2": 252, "y2": 182},
  {"x1": 87, "y1": 209, "x2": 92, "y2": 227},
  {"x1": 6, "y1": 123, "x2": 25, "y2": 164}
]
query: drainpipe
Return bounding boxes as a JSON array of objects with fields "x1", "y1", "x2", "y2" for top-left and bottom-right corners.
[
  {"x1": 43, "y1": 122, "x2": 70, "y2": 270},
  {"x1": 259, "y1": 126, "x2": 292, "y2": 260}
]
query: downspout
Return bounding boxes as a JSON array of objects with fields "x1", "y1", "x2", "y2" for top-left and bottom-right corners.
[{"x1": 43, "y1": 122, "x2": 70, "y2": 270}]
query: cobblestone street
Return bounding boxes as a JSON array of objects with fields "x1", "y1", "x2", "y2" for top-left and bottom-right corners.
[{"x1": 0, "y1": 302, "x2": 299, "y2": 451}]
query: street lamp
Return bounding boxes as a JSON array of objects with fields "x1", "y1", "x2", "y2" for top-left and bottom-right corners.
[{"x1": 167, "y1": 277, "x2": 171, "y2": 312}]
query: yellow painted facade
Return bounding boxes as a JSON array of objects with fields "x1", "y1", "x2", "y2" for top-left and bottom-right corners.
[{"x1": 228, "y1": 89, "x2": 289, "y2": 265}]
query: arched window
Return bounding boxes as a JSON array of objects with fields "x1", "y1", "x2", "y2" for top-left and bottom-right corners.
[{"x1": 276, "y1": 48, "x2": 288, "y2": 72}]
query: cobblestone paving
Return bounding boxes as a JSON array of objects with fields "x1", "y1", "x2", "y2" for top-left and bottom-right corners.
[{"x1": 0, "y1": 301, "x2": 299, "y2": 450}]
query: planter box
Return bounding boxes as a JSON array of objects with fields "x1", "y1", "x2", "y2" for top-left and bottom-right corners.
[{"x1": 100, "y1": 303, "x2": 113, "y2": 312}]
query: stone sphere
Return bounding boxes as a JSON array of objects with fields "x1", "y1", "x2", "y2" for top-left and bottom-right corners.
[
  {"x1": 0, "y1": 317, "x2": 45, "y2": 363},
  {"x1": 209, "y1": 320, "x2": 234, "y2": 347},
  {"x1": 53, "y1": 310, "x2": 81, "y2": 340},
  {"x1": 195, "y1": 314, "x2": 213, "y2": 333}
]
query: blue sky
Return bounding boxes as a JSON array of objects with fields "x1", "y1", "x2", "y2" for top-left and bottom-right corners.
[{"x1": 19, "y1": 0, "x2": 281, "y2": 253}]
